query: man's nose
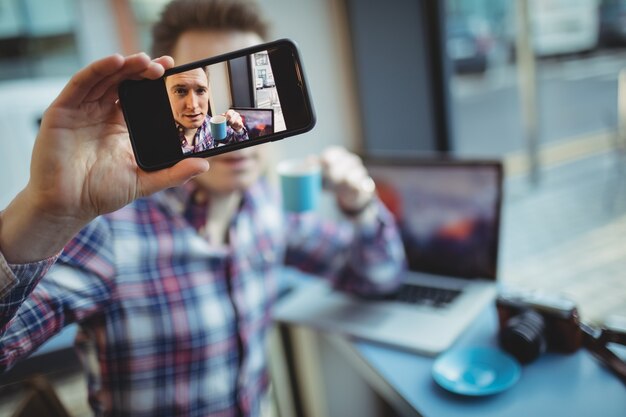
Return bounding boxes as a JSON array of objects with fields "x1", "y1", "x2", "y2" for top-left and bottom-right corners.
[{"x1": 185, "y1": 92, "x2": 199, "y2": 109}]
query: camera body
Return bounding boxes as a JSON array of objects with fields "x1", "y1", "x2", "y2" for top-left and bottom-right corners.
[{"x1": 496, "y1": 290, "x2": 583, "y2": 363}]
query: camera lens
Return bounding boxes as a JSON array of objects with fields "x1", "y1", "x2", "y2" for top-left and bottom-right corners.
[{"x1": 499, "y1": 309, "x2": 547, "y2": 364}]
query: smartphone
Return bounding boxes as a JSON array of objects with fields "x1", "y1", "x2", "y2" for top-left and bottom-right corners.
[{"x1": 119, "y1": 39, "x2": 315, "y2": 171}]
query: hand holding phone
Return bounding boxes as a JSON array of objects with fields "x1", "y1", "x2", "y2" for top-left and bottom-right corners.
[
  {"x1": 119, "y1": 39, "x2": 316, "y2": 171},
  {"x1": 31, "y1": 54, "x2": 209, "y2": 219},
  {"x1": 0, "y1": 53, "x2": 209, "y2": 264}
]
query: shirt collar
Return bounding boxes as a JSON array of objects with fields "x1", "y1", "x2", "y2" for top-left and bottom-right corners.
[
  {"x1": 151, "y1": 182, "x2": 198, "y2": 218},
  {"x1": 152, "y1": 179, "x2": 266, "y2": 218}
]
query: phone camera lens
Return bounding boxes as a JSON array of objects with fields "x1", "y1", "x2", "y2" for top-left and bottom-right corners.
[{"x1": 499, "y1": 309, "x2": 546, "y2": 363}]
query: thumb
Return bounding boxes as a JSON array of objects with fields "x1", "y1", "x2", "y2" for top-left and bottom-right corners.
[{"x1": 138, "y1": 158, "x2": 210, "y2": 197}]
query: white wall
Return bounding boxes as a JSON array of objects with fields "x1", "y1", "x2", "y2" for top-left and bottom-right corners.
[
  {"x1": 0, "y1": 0, "x2": 122, "y2": 210},
  {"x1": 0, "y1": 79, "x2": 67, "y2": 209},
  {"x1": 75, "y1": 0, "x2": 122, "y2": 63},
  {"x1": 208, "y1": 62, "x2": 233, "y2": 114}
]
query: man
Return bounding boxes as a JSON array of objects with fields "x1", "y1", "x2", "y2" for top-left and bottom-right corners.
[
  {"x1": 165, "y1": 67, "x2": 248, "y2": 153},
  {"x1": 0, "y1": 1, "x2": 405, "y2": 416}
]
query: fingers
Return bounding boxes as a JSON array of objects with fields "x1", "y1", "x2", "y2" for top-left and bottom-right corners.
[
  {"x1": 225, "y1": 109, "x2": 244, "y2": 131},
  {"x1": 101, "y1": 55, "x2": 175, "y2": 106},
  {"x1": 54, "y1": 53, "x2": 171, "y2": 108},
  {"x1": 225, "y1": 110, "x2": 238, "y2": 121},
  {"x1": 54, "y1": 54, "x2": 125, "y2": 107},
  {"x1": 320, "y1": 146, "x2": 376, "y2": 212},
  {"x1": 152, "y1": 55, "x2": 175, "y2": 71},
  {"x1": 321, "y1": 146, "x2": 366, "y2": 188},
  {"x1": 138, "y1": 56, "x2": 175, "y2": 79},
  {"x1": 138, "y1": 158, "x2": 210, "y2": 197},
  {"x1": 82, "y1": 53, "x2": 155, "y2": 103}
]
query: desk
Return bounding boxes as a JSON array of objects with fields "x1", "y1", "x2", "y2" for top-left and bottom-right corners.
[{"x1": 272, "y1": 295, "x2": 626, "y2": 417}]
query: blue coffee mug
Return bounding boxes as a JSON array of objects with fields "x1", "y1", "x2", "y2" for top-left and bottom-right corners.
[
  {"x1": 210, "y1": 115, "x2": 227, "y2": 141},
  {"x1": 277, "y1": 159, "x2": 322, "y2": 213}
]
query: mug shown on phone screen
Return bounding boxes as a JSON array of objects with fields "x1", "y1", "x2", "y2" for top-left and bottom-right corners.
[
  {"x1": 119, "y1": 39, "x2": 316, "y2": 171},
  {"x1": 209, "y1": 115, "x2": 228, "y2": 142}
]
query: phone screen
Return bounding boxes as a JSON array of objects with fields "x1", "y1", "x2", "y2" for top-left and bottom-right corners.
[{"x1": 119, "y1": 39, "x2": 315, "y2": 171}]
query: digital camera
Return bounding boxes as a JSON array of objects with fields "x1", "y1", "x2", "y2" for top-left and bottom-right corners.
[{"x1": 496, "y1": 290, "x2": 583, "y2": 363}]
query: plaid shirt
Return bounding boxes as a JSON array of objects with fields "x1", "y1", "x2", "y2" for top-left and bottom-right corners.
[
  {"x1": 0, "y1": 179, "x2": 405, "y2": 417},
  {"x1": 179, "y1": 116, "x2": 249, "y2": 154}
]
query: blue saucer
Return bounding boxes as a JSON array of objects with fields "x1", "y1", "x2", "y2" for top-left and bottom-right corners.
[{"x1": 432, "y1": 347, "x2": 521, "y2": 396}]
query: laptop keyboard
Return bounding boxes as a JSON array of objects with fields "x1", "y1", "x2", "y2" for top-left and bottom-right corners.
[{"x1": 392, "y1": 283, "x2": 461, "y2": 308}]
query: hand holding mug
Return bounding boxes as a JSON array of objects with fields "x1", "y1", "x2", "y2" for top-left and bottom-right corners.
[
  {"x1": 225, "y1": 109, "x2": 244, "y2": 132},
  {"x1": 320, "y1": 146, "x2": 375, "y2": 215}
]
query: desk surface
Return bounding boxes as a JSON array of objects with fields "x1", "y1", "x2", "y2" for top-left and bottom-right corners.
[{"x1": 351, "y1": 305, "x2": 626, "y2": 417}]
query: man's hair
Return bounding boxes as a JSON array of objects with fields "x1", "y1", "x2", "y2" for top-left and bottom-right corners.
[{"x1": 152, "y1": 0, "x2": 270, "y2": 58}]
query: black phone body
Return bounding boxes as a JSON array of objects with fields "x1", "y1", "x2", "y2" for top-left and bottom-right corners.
[{"x1": 119, "y1": 39, "x2": 316, "y2": 171}]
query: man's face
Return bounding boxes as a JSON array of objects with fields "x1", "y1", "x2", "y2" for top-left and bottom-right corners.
[
  {"x1": 172, "y1": 30, "x2": 268, "y2": 195},
  {"x1": 165, "y1": 68, "x2": 209, "y2": 129}
]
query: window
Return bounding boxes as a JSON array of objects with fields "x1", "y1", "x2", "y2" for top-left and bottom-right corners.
[{"x1": 0, "y1": 0, "x2": 79, "y2": 80}]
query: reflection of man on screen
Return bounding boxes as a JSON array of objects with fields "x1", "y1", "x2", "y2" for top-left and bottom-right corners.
[{"x1": 165, "y1": 67, "x2": 249, "y2": 154}]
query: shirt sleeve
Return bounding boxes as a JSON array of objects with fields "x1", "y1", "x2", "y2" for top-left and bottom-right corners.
[
  {"x1": 226, "y1": 126, "x2": 249, "y2": 144},
  {"x1": 0, "y1": 217, "x2": 116, "y2": 372},
  {"x1": 284, "y1": 199, "x2": 406, "y2": 296}
]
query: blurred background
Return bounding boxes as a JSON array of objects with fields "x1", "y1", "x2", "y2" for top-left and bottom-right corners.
[
  {"x1": 1, "y1": 0, "x2": 625, "y2": 157},
  {"x1": 1, "y1": 0, "x2": 626, "y2": 415}
]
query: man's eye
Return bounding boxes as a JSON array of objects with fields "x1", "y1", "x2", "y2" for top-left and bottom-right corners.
[
  {"x1": 197, "y1": 88, "x2": 207, "y2": 95},
  {"x1": 175, "y1": 89, "x2": 187, "y2": 96}
]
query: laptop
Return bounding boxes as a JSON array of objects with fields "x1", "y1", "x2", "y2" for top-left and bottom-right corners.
[
  {"x1": 273, "y1": 158, "x2": 503, "y2": 355},
  {"x1": 230, "y1": 107, "x2": 274, "y2": 139}
]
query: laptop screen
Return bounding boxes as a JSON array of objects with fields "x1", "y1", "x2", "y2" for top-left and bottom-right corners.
[
  {"x1": 230, "y1": 107, "x2": 274, "y2": 139},
  {"x1": 365, "y1": 158, "x2": 503, "y2": 280}
]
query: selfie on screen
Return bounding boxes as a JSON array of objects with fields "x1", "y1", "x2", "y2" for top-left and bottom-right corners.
[{"x1": 165, "y1": 50, "x2": 286, "y2": 155}]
